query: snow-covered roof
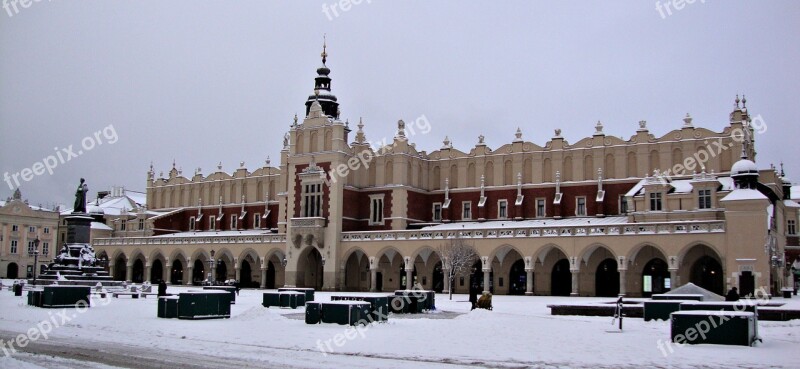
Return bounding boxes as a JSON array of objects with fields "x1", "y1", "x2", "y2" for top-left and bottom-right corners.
[
  {"x1": 422, "y1": 216, "x2": 629, "y2": 231},
  {"x1": 720, "y1": 189, "x2": 768, "y2": 202},
  {"x1": 90, "y1": 221, "x2": 113, "y2": 231},
  {"x1": 791, "y1": 185, "x2": 800, "y2": 201},
  {"x1": 670, "y1": 180, "x2": 693, "y2": 194},
  {"x1": 624, "y1": 176, "x2": 735, "y2": 198},
  {"x1": 784, "y1": 199, "x2": 800, "y2": 208},
  {"x1": 154, "y1": 230, "x2": 271, "y2": 238},
  {"x1": 718, "y1": 177, "x2": 735, "y2": 191},
  {"x1": 61, "y1": 190, "x2": 147, "y2": 216}
]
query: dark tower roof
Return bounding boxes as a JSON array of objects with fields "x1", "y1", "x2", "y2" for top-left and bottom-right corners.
[{"x1": 305, "y1": 37, "x2": 340, "y2": 119}]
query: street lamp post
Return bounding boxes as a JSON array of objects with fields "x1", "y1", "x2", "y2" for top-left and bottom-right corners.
[
  {"x1": 32, "y1": 237, "x2": 40, "y2": 284},
  {"x1": 207, "y1": 250, "x2": 216, "y2": 285}
]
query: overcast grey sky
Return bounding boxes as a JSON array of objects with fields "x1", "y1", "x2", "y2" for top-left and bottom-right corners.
[{"x1": 1, "y1": 1, "x2": 799, "y2": 207}]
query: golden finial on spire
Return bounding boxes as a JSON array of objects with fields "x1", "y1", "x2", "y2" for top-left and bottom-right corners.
[{"x1": 321, "y1": 34, "x2": 328, "y2": 65}]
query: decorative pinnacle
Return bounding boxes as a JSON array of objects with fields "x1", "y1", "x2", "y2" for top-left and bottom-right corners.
[
  {"x1": 735, "y1": 94, "x2": 740, "y2": 108},
  {"x1": 321, "y1": 34, "x2": 328, "y2": 65}
]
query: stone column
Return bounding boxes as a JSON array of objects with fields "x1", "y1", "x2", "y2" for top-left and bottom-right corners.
[
  {"x1": 525, "y1": 269, "x2": 534, "y2": 295},
  {"x1": 125, "y1": 263, "x2": 133, "y2": 283},
  {"x1": 404, "y1": 257, "x2": 414, "y2": 290},
  {"x1": 669, "y1": 268, "x2": 678, "y2": 288},
  {"x1": 109, "y1": 264, "x2": 116, "y2": 281},
  {"x1": 618, "y1": 269, "x2": 627, "y2": 296},
  {"x1": 370, "y1": 267, "x2": 378, "y2": 292},
  {"x1": 186, "y1": 266, "x2": 193, "y2": 285},
  {"x1": 260, "y1": 266, "x2": 267, "y2": 289},
  {"x1": 482, "y1": 268, "x2": 491, "y2": 294},
  {"x1": 164, "y1": 261, "x2": 172, "y2": 285},
  {"x1": 145, "y1": 264, "x2": 152, "y2": 283},
  {"x1": 570, "y1": 270, "x2": 579, "y2": 296},
  {"x1": 442, "y1": 266, "x2": 452, "y2": 294},
  {"x1": 668, "y1": 256, "x2": 679, "y2": 290},
  {"x1": 235, "y1": 266, "x2": 241, "y2": 282}
]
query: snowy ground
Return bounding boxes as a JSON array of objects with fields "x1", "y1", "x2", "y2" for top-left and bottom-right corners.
[{"x1": 0, "y1": 282, "x2": 798, "y2": 369}]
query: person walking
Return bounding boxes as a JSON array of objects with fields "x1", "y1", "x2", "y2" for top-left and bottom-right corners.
[
  {"x1": 469, "y1": 285, "x2": 478, "y2": 310},
  {"x1": 725, "y1": 287, "x2": 740, "y2": 302},
  {"x1": 157, "y1": 280, "x2": 167, "y2": 297}
]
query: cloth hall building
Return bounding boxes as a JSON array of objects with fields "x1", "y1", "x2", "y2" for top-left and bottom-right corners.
[{"x1": 92, "y1": 48, "x2": 799, "y2": 298}]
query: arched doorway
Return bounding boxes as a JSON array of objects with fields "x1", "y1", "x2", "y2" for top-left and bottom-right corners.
[
  {"x1": 551, "y1": 259, "x2": 571, "y2": 296},
  {"x1": 509, "y1": 259, "x2": 527, "y2": 295},
  {"x1": 432, "y1": 261, "x2": 444, "y2": 293},
  {"x1": 266, "y1": 260, "x2": 276, "y2": 289},
  {"x1": 595, "y1": 258, "x2": 619, "y2": 297},
  {"x1": 241, "y1": 260, "x2": 253, "y2": 287},
  {"x1": 216, "y1": 260, "x2": 228, "y2": 282},
  {"x1": 344, "y1": 252, "x2": 369, "y2": 291},
  {"x1": 642, "y1": 258, "x2": 669, "y2": 296},
  {"x1": 690, "y1": 255, "x2": 723, "y2": 295},
  {"x1": 113, "y1": 257, "x2": 126, "y2": 281},
  {"x1": 171, "y1": 260, "x2": 184, "y2": 285},
  {"x1": 193, "y1": 260, "x2": 205, "y2": 285},
  {"x1": 298, "y1": 247, "x2": 323, "y2": 289},
  {"x1": 132, "y1": 260, "x2": 145, "y2": 283},
  {"x1": 6, "y1": 263, "x2": 18, "y2": 279},
  {"x1": 151, "y1": 260, "x2": 163, "y2": 283},
  {"x1": 469, "y1": 261, "x2": 492, "y2": 293}
]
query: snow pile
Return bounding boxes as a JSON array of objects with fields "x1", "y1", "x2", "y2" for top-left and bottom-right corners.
[
  {"x1": 454, "y1": 308, "x2": 493, "y2": 321},
  {"x1": 666, "y1": 282, "x2": 724, "y2": 301}
]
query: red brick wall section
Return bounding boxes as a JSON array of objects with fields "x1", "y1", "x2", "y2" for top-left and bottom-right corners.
[
  {"x1": 341, "y1": 189, "x2": 393, "y2": 232},
  {"x1": 151, "y1": 204, "x2": 280, "y2": 235}
]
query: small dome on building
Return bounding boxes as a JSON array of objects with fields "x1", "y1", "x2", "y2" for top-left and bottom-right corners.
[
  {"x1": 731, "y1": 158, "x2": 757, "y2": 176},
  {"x1": 87, "y1": 203, "x2": 105, "y2": 215}
]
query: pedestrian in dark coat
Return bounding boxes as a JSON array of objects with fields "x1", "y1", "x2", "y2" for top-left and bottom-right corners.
[
  {"x1": 234, "y1": 280, "x2": 241, "y2": 296},
  {"x1": 157, "y1": 280, "x2": 167, "y2": 297},
  {"x1": 469, "y1": 285, "x2": 478, "y2": 310},
  {"x1": 725, "y1": 287, "x2": 740, "y2": 302}
]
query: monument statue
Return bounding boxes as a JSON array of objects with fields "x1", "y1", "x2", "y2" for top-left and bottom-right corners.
[{"x1": 73, "y1": 178, "x2": 88, "y2": 213}]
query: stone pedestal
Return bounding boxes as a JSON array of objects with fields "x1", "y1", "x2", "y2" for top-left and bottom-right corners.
[{"x1": 65, "y1": 214, "x2": 93, "y2": 244}]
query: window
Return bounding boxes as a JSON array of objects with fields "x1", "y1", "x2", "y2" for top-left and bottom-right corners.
[
  {"x1": 698, "y1": 189, "x2": 712, "y2": 209},
  {"x1": 230, "y1": 216, "x2": 238, "y2": 230},
  {"x1": 789, "y1": 220, "x2": 797, "y2": 236},
  {"x1": 253, "y1": 213, "x2": 261, "y2": 229},
  {"x1": 209, "y1": 216, "x2": 216, "y2": 231},
  {"x1": 28, "y1": 241, "x2": 35, "y2": 255},
  {"x1": 120, "y1": 221, "x2": 126, "y2": 231},
  {"x1": 189, "y1": 217, "x2": 196, "y2": 231},
  {"x1": 462, "y1": 201, "x2": 472, "y2": 220},
  {"x1": 536, "y1": 198, "x2": 546, "y2": 218},
  {"x1": 432, "y1": 203, "x2": 442, "y2": 222},
  {"x1": 11, "y1": 225, "x2": 18, "y2": 232},
  {"x1": 620, "y1": 196, "x2": 628, "y2": 214},
  {"x1": 10, "y1": 240, "x2": 18, "y2": 254},
  {"x1": 498, "y1": 200, "x2": 508, "y2": 219},
  {"x1": 42, "y1": 242, "x2": 49, "y2": 256},
  {"x1": 138, "y1": 219, "x2": 145, "y2": 230},
  {"x1": 28, "y1": 226, "x2": 35, "y2": 233},
  {"x1": 43, "y1": 227, "x2": 50, "y2": 234},
  {"x1": 576, "y1": 197, "x2": 586, "y2": 216},
  {"x1": 369, "y1": 195, "x2": 384, "y2": 225},
  {"x1": 303, "y1": 183, "x2": 323, "y2": 217},
  {"x1": 649, "y1": 192, "x2": 662, "y2": 211}
]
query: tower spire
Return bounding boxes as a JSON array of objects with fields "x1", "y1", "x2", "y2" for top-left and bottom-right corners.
[{"x1": 321, "y1": 34, "x2": 328, "y2": 65}]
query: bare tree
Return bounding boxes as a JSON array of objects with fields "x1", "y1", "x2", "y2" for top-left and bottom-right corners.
[{"x1": 437, "y1": 237, "x2": 478, "y2": 300}]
